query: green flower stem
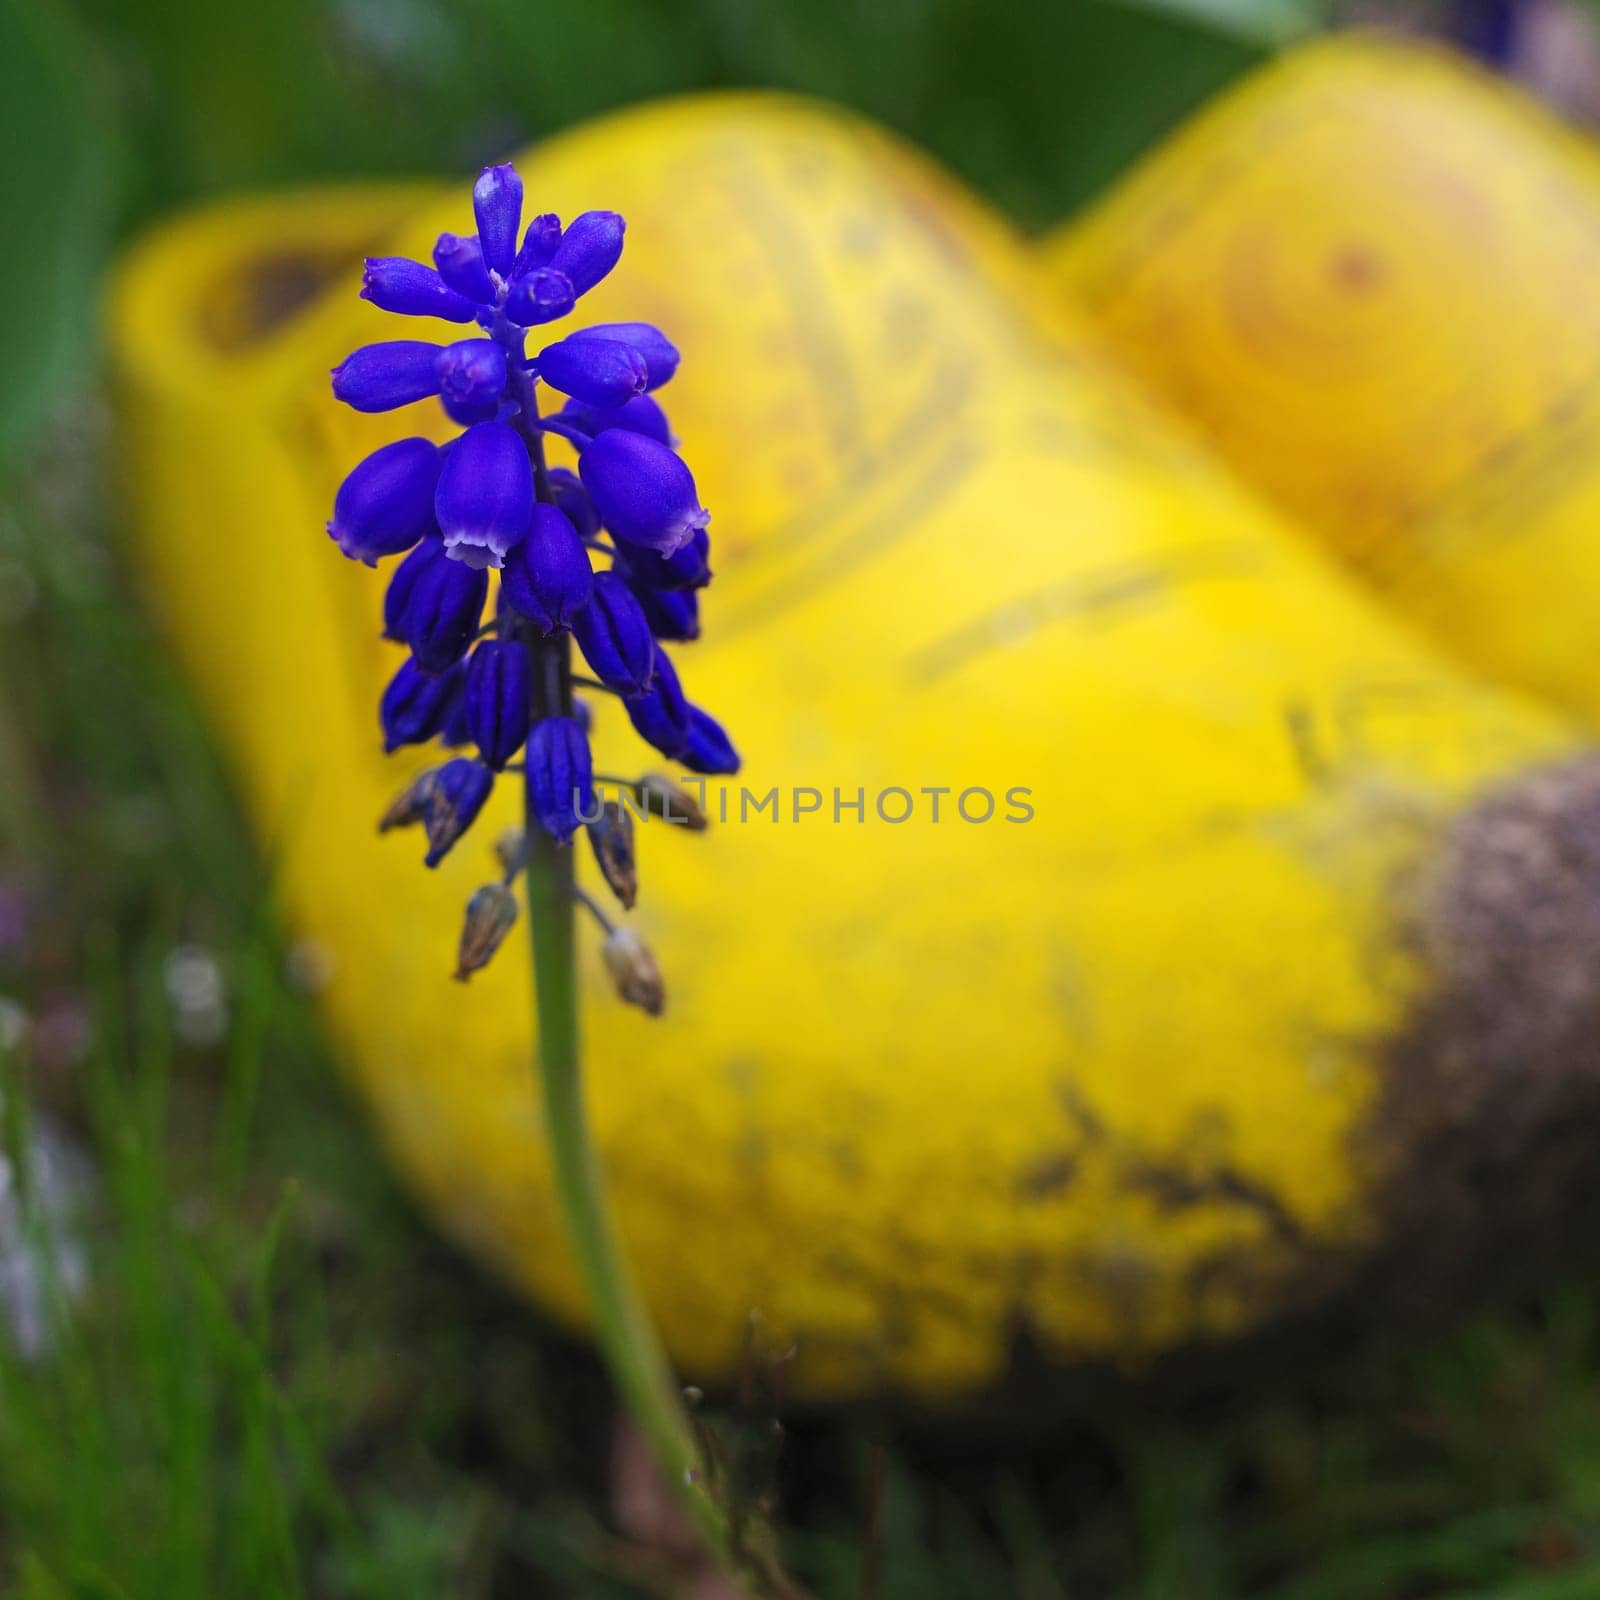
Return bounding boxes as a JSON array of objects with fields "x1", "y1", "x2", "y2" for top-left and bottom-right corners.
[
  {"x1": 513, "y1": 387, "x2": 738, "y2": 1570},
  {"x1": 519, "y1": 781, "x2": 734, "y2": 1564}
]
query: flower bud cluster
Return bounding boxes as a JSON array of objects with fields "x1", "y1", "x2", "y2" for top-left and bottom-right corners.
[{"x1": 326, "y1": 163, "x2": 737, "y2": 995}]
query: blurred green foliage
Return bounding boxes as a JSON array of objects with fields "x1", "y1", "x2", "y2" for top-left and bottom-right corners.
[
  {"x1": 69, "y1": 0, "x2": 1265, "y2": 220},
  {"x1": 1111, "y1": 0, "x2": 1330, "y2": 48},
  {"x1": 0, "y1": 0, "x2": 111, "y2": 466},
  {"x1": 0, "y1": 0, "x2": 1281, "y2": 468}
]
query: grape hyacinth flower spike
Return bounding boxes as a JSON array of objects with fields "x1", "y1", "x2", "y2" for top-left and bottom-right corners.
[
  {"x1": 328, "y1": 167, "x2": 735, "y2": 944},
  {"x1": 324, "y1": 160, "x2": 758, "y2": 1584}
]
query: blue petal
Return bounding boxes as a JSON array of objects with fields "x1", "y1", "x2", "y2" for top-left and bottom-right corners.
[
  {"x1": 328, "y1": 438, "x2": 441, "y2": 564},
  {"x1": 381, "y1": 657, "x2": 463, "y2": 751},
  {"x1": 571, "y1": 322, "x2": 679, "y2": 390},
  {"x1": 511, "y1": 213, "x2": 562, "y2": 278},
  {"x1": 547, "y1": 394, "x2": 672, "y2": 449},
  {"x1": 548, "y1": 468, "x2": 601, "y2": 539},
  {"x1": 630, "y1": 583, "x2": 700, "y2": 642},
  {"x1": 472, "y1": 164, "x2": 523, "y2": 278},
  {"x1": 526, "y1": 717, "x2": 595, "y2": 843},
  {"x1": 536, "y1": 335, "x2": 648, "y2": 408},
  {"x1": 437, "y1": 338, "x2": 508, "y2": 426},
  {"x1": 578, "y1": 430, "x2": 710, "y2": 555},
  {"x1": 612, "y1": 525, "x2": 710, "y2": 591},
  {"x1": 680, "y1": 706, "x2": 740, "y2": 775},
  {"x1": 361, "y1": 258, "x2": 478, "y2": 323},
  {"x1": 505, "y1": 268, "x2": 576, "y2": 327},
  {"x1": 571, "y1": 571, "x2": 655, "y2": 694},
  {"x1": 402, "y1": 542, "x2": 489, "y2": 672},
  {"x1": 464, "y1": 637, "x2": 531, "y2": 770},
  {"x1": 434, "y1": 420, "x2": 533, "y2": 570},
  {"x1": 544, "y1": 210, "x2": 625, "y2": 297},
  {"x1": 331, "y1": 341, "x2": 443, "y2": 413},
  {"x1": 501, "y1": 502, "x2": 594, "y2": 634},
  {"x1": 441, "y1": 673, "x2": 473, "y2": 747},
  {"x1": 623, "y1": 648, "x2": 690, "y2": 759},
  {"x1": 383, "y1": 534, "x2": 442, "y2": 636},
  {"x1": 433, "y1": 233, "x2": 496, "y2": 304},
  {"x1": 423, "y1": 759, "x2": 494, "y2": 866}
]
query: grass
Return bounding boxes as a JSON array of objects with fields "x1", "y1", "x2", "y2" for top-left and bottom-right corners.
[{"x1": 8, "y1": 414, "x2": 1600, "y2": 1599}]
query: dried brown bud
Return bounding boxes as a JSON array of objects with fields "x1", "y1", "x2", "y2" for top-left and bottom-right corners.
[
  {"x1": 586, "y1": 801, "x2": 638, "y2": 909},
  {"x1": 494, "y1": 826, "x2": 527, "y2": 879},
  {"x1": 602, "y1": 925, "x2": 665, "y2": 1016},
  {"x1": 636, "y1": 772, "x2": 708, "y2": 832},
  {"x1": 454, "y1": 884, "x2": 519, "y2": 982},
  {"x1": 378, "y1": 766, "x2": 438, "y2": 832}
]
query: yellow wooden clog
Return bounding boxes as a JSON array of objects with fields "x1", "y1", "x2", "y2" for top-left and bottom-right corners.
[
  {"x1": 1054, "y1": 34, "x2": 1600, "y2": 732},
  {"x1": 108, "y1": 94, "x2": 1600, "y2": 1406}
]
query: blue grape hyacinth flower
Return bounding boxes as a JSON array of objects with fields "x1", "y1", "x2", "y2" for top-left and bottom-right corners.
[{"x1": 326, "y1": 159, "x2": 739, "y2": 987}]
